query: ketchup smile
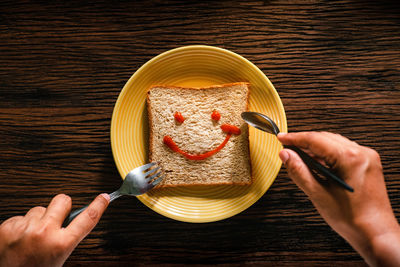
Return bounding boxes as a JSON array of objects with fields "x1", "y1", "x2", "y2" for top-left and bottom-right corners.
[{"x1": 163, "y1": 124, "x2": 241, "y2": 160}]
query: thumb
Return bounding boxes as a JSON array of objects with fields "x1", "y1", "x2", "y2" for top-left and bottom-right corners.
[{"x1": 280, "y1": 148, "x2": 324, "y2": 196}]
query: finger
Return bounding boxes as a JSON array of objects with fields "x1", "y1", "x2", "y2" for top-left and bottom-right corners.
[
  {"x1": 0, "y1": 216, "x2": 24, "y2": 228},
  {"x1": 280, "y1": 148, "x2": 326, "y2": 196},
  {"x1": 0, "y1": 216, "x2": 26, "y2": 243},
  {"x1": 66, "y1": 193, "x2": 109, "y2": 245},
  {"x1": 24, "y1": 206, "x2": 46, "y2": 221},
  {"x1": 277, "y1": 132, "x2": 348, "y2": 167},
  {"x1": 42, "y1": 194, "x2": 72, "y2": 226}
]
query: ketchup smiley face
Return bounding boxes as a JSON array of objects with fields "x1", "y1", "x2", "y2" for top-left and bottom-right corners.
[{"x1": 163, "y1": 111, "x2": 241, "y2": 160}]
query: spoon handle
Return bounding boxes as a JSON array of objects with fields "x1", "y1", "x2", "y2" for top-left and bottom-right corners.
[{"x1": 285, "y1": 145, "x2": 354, "y2": 192}]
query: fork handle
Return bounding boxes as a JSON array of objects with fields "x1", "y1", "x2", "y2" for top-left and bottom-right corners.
[
  {"x1": 62, "y1": 205, "x2": 89, "y2": 227},
  {"x1": 62, "y1": 190, "x2": 122, "y2": 227},
  {"x1": 109, "y1": 190, "x2": 122, "y2": 202}
]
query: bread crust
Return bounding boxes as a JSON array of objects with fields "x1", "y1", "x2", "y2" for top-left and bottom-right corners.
[
  {"x1": 147, "y1": 82, "x2": 252, "y2": 188},
  {"x1": 146, "y1": 89, "x2": 154, "y2": 167},
  {"x1": 148, "y1": 82, "x2": 249, "y2": 92}
]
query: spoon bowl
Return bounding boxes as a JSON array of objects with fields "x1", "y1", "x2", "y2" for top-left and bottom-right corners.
[{"x1": 241, "y1": 111, "x2": 280, "y2": 135}]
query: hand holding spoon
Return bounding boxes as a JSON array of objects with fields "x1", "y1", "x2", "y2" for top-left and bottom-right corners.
[{"x1": 241, "y1": 111, "x2": 354, "y2": 192}]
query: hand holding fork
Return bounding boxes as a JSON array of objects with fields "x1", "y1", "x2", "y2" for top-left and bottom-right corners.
[{"x1": 63, "y1": 162, "x2": 163, "y2": 226}]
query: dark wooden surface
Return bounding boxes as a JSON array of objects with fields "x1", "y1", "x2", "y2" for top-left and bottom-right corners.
[{"x1": 1, "y1": 0, "x2": 399, "y2": 265}]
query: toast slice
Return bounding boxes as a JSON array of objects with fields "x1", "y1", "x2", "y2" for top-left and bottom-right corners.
[{"x1": 147, "y1": 82, "x2": 251, "y2": 187}]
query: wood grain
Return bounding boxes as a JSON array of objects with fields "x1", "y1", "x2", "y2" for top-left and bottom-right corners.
[{"x1": 1, "y1": 0, "x2": 399, "y2": 265}]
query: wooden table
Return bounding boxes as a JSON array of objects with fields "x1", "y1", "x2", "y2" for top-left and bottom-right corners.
[{"x1": 1, "y1": 1, "x2": 399, "y2": 265}]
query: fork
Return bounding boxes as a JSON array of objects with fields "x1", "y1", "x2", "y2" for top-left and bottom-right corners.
[{"x1": 63, "y1": 162, "x2": 163, "y2": 226}]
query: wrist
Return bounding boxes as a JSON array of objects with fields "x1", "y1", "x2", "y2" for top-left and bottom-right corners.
[
  {"x1": 347, "y1": 215, "x2": 400, "y2": 266},
  {"x1": 367, "y1": 225, "x2": 400, "y2": 267}
]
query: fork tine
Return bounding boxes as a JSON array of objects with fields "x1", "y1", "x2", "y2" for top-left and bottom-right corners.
[
  {"x1": 151, "y1": 175, "x2": 164, "y2": 186},
  {"x1": 135, "y1": 162, "x2": 156, "y2": 172},
  {"x1": 146, "y1": 171, "x2": 163, "y2": 182},
  {"x1": 144, "y1": 166, "x2": 160, "y2": 177}
]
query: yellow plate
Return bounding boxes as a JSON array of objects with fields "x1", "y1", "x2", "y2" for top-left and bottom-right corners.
[{"x1": 111, "y1": 45, "x2": 287, "y2": 223}]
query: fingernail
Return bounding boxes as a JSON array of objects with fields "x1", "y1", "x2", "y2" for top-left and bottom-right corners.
[
  {"x1": 100, "y1": 193, "x2": 110, "y2": 203},
  {"x1": 279, "y1": 150, "x2": 290, "y2": 164}
]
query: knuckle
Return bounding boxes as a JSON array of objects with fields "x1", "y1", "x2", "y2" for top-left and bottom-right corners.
[
  {"x1": 0, "y1": 217, "x2": 26, "y2": 245},
  {"x1": 30, "y1": 224, "x2": 48, "y2": 241},
  {"x1": 37, "y1": 206, "x2": 46, "y2": 212},
  {"x1": 287, "y1": 160, "x2": 316, "y2": 192},
  {"x1": 0, "y1": 221, "x2": 12, "y2": 236},
  {"x1": 299, "y1": 132, "x2": 318, "y2": 148},
  {"x1": 24, "y1": 206, "x2": 46, "y2": 221},
  {"x1": 13, "y1": 219, "x2": 29, "y2": 236},
  {"x1": 45, "y1": 214, "x2": 59, "y2": 224},
  {"x1": 367, "y1": 147, "x2": 381, "y2": 161},
  {"x1": 342, "y1": 145, "x2": 382, "y2": 170},
  {"x1": 343, "y1": 146, "x2": 363, "y2": 165},
  {"x1": 365, "y1": 147, "x2": 383, "y2": 170},
  {"x1": 0, "y1": 216, "x2": 23, "y2": 228},
  {"x1": 344, "y1": 146, "x2": 361, "y2": 158},
  {"x1": 289, "y1": 158, "x2": 304, "y2": 174},
  {"x1": 287, "y1": 157, "x2": 308, "y2": 181},
  {"x1": 86, "y1": 208, "x2": 99, "y2": 223},
  {"x1": 31, "y1": 206, "x2": 46, "y2": 214}
]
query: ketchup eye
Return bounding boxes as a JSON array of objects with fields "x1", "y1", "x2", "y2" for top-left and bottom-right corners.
[
  {"x1": 174, "y1": 111, "x2": 185, "y2": 124},
  {"x1": 211, "y1": 110, "x2": 221, "y2": 121}
]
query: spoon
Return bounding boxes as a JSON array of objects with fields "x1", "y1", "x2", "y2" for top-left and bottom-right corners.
[{"x1": 241, "y1": 111, "x2": 354, "y2": 192}]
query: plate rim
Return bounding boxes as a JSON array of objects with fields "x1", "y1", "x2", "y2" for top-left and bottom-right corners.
[{"x1": 110, "y1": 45, "x2": 287, "y2": 223}]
